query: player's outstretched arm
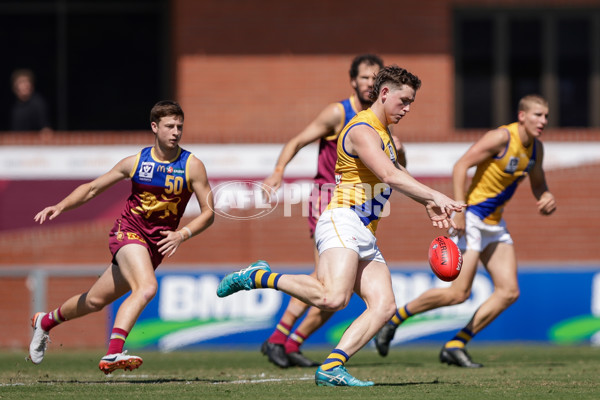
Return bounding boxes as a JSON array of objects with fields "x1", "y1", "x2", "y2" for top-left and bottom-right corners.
[
  {"x1": 158, "y1": 155, "x2": 215, "y2": 257},
  {"x1": 348, "y1": 125, "x2": 464, "y2": 228},
  {"x1": 34, "y1": 156, "x2": 135, "y2": 224},
  {"x1": 263, "y1": 103, "x2": 342, "y2": 190}
]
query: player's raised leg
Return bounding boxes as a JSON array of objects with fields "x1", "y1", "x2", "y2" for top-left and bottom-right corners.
[
  {"x1": 217, "y1": 260, "x2": 272, "y2": 297},
  {"x1": 262, "y1": 249, "x2": 331, "y2": 368}
]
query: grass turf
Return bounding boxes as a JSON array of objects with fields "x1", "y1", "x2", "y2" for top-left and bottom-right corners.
[{"x1": 1, "y1": 345, "x2": 599, "y2": 399}]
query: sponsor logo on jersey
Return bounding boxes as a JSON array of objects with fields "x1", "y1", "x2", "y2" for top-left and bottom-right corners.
[
  {"x1": 126, "y1": 232, "x2": 147, "y2": 243},
  {"x1": 504, "y1": 157, "x2": 520, "y2": 174},
  {"x1": 156, "y1": 165, "x2": 184, "y2": 175}
]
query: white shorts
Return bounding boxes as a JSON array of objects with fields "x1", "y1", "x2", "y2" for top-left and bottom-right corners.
[
  {"x1": 452, "y1": 210, "x2": 513, "y2": 253},
  {"x1": 315, "y1": 208, "x2": 386, "y2": 263}
]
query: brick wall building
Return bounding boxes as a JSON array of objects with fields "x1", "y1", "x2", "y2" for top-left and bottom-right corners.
[{"x1": 1, "y1": 0, "x2": 599, "y2": 349}]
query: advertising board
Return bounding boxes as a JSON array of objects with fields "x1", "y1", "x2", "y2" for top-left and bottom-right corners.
[{"x1": 109, "y1": 267, "x2": 600, "y2": 350}]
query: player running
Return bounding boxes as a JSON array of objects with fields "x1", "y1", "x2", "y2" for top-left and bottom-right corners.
[
  {"x1": 28, "y1": 100, "x2": 215, "y2": 374},
  {"x1": 375, "y1": 94, "x2": 556, "y2": 367}
]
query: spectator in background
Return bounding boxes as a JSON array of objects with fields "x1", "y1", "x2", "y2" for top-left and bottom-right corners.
[{"x1": 10, "y1": 69, "x2": 52, "y2": 135}]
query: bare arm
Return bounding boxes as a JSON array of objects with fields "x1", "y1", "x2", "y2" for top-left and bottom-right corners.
[
  {"x1": 452, "y1": 128, "x2": 510, "y2": 235},
  {"x1": 34, "y1": 155, "x2": 135, "y2": 224},
  {"x1": 528, "y1": 140, "x2": 556, "y2": 216},
  {"x1": 388, "y1": 122, "x2": 406, "y2": 169},
  {"x1": 347, "y1": 125, "x2": 464, "y2": 229},
  {"x1": 391, "y1": 134, "x2": 407, "y2": 168},
  {"x1": 158, "y1": 155, "x2": 216, "y2": 257},
  {"x1": 263, "y1": 103, "x2": 343, "y2": 190}
]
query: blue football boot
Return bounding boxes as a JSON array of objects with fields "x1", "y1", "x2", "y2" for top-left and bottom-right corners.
[
  {"x1": 315, "y1": 365, "x2": 374, "y2": 387},
  {"x1": 216, "y1": 260, "x2": 271, "y2": 297}
]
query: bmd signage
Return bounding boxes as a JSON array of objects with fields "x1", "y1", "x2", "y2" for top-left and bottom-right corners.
[{"x1": 109, "y1": 267, "x2": 600, "y2": 351}]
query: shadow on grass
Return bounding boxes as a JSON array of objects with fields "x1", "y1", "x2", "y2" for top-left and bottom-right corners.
[
  {"x1": 37, "y1": 377, "x2": 226, "y2": 384},
  {"x1": 376, "y1": 379, "x2": 460, "y2": 387},
  {"x1": 35, "y1": 377, "x2": 466, "y2": 387},
  {"x1": 350, "y1": 361, "x2": 427, "y2": 368}
]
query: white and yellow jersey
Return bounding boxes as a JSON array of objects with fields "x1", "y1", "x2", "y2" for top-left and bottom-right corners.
[
  {"x1": 326, "y1": 108, "x2": 397, "y2": 235},
  {"x1": 467, "y1": 122, "x2": 537, "y2": 224}
]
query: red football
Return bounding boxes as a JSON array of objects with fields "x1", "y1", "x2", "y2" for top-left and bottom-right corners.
[{"x1": 428, "y1": 236, "x2": 462, "y2": 282}]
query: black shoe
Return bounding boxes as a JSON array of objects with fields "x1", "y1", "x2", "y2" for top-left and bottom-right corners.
[
  {"x1": 261, "y1": 341, "x2": 290, "y2": 368},
  {"x1": 439, "y1": 347, "x2": 483, "y2": 368},
  {"x1": 287, "y1": 351, "x2": 319, "y2": 367},
  {"x1": 374, "y1": 323, "x2": 397, "y2": 357}
]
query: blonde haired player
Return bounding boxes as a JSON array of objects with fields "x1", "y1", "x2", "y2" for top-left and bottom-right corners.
[
  {"x1": 217, "y1": 66, "x2": 464, "y2": 386},
  {"x1": 375, "y1": 94, "x2": 557, "y2": 367}
]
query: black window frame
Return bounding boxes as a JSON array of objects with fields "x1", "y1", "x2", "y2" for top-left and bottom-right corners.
[
  {"x1": 454, "y1": 7, "x2": 600, "y2": 129},
  {"x1": 0, "y1": 0, "x2": 170, "y2": 131}
]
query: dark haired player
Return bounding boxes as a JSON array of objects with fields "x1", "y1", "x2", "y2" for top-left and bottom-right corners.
[
  {"x1": 260, "y1": 54, "x2": 396, "y2": 368},
  {"x1": 28, "y1": 100, "x2": 215, "y2": 373},
  {"x1": 218, "y1": 66, "x2": 463, "y2": 386}
]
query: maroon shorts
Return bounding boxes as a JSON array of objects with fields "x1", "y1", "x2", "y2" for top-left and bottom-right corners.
[
  {"x1": 108, "y1": 223, "x2": 164, "y2": 270},
  {"x1": 307, "y1": 184, "x2": 335, "y2": 238}
]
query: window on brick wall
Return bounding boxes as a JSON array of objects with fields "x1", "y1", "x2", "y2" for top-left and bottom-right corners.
[
  {"x1": 454, "y1": 8, "x2": 600, "y2": 129},
  {"x1": 0, "y1": 0, "x2": 168, "y2": 131}
]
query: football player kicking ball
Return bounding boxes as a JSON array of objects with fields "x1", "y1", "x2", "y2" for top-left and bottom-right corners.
[
  {"x1": 28, "y1": 101, "x2": 215, "y2": 374},
  {"x1": 375, "y1": 94, "x2": 557, "y2": 367},
  {"x1": 260, "y1": 54, "x2": 390, "y2": 369},
  {"x1": 217, "y1": 66, "x2": 464, "y2": 386}
]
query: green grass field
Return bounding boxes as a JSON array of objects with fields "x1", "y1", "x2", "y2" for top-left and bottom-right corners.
[{"x1": 1, "y1": 345, "x2": 599, "y2": 399}]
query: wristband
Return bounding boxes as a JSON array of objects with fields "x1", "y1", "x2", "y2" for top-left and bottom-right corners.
[{"x1": 182, "y1": 226, "x2": 192, "y2": 239}]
